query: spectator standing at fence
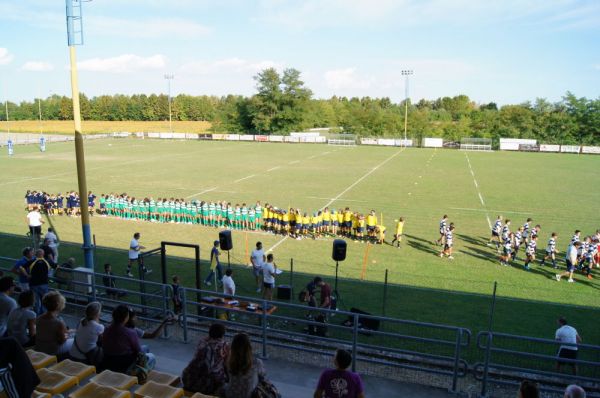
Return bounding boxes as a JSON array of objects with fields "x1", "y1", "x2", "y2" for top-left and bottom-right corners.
[
  {"x1": 171, "y1": 275, "x2": 183, "y2": 314},
  {"x1": 318, "y1": 278, "x2": 332, "y2": 310},
  {"x1": 7, "y1": 290, "x2": 36, "y2": 347},
  {"x1": 314, "y1": 349, "x2": 364, "y2": 398},
  {"x1": 262, "y1": 254, "x2": 277, "y2": 301},
  {"x1": 103, "y1": 263, "x2": 119, "y2": 300},
  {"x1": 205, "y1": 240, "x2": 223, "y2": 287},
  {"x1": 517, "y1": 380, "x2": 539, "y2": 398},
  {"x1": 39, "y1": 238, "x2": 56, "y2": 268},
  {"x1": 29, "y1": 249, "x2": 52, "y2": 315},
  {"x1": 555, "y1": 317, "x2": 582, "y2": 375},
  {"x1": 222, "y1": 269, "x2": 236, "y2": 297},
  {"x1": 12, "y1": 248, "x2": 34, "y2": 292},
  {"x1": 45, "y1": 228, "x2": 59, "y2": 263},
  {"x1": 182, "y1": 323, "x2": 229, "y2": 395},
  {"x1": 250, "y1": 241, "x2": 265, "y2": 293},
  {"x1": 0, "y1": 277, "x2": 17, "y2": 338},
  {"x1": 26, "y1": 206, "x2": 44, "y2": 248},
  {"x1": 126, "y1": 232, "x2": 150, "y2": 277}
]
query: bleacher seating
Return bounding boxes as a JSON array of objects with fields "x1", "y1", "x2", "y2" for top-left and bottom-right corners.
[
  {"x1": 134, "y1": 381, "x2": 184, "y2": 398},
  {"x1": 147, "y1": 370, "x2": 180, "y2": 386},
  {"x1": 26, "y1": 350, "x2": 57, "y2": 370},
  {"x1": 49, "y1": 359, "x2": 96, "y2": 380},
  {"x1": 91, "y1": 370, "x2": 138, "y2": 390},
  {"x1": 69, "y1": 382, "x2": 132, "y2": 398},
  {"x1": 35, "y1": 368, "x2": 79, "y2": 395}
]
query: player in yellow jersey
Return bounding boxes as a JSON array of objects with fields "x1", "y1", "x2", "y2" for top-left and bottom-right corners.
[
  {"x1": 282, "y1": 210, "x2": 290, "y2": 235},
  {"x1": 336, "y1": 209, "x2": 344, "y2": 236},
  {"x1": 391, "y1": 217, "x2": 405, "y2": 248},
  {"x1": 322, "y1": 207, "x2": 331, "y2": 235},
  {"x1": 343, "y1": 207, "x2": 352, "y2": 236},
  {"x1": 356, "y1": 214, "x2": 366, "y2": 241},
  {"x1": 351, "y1": 212, "x2": 359, "y2": 239},
  {"x1": 302, "y1": 212, "x2": 310, "y2": 238},
  {"x1": 366, "y1": 210, "x2": 378, "y2": 241}
]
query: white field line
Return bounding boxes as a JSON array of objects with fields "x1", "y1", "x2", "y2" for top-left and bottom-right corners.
[
  {"x1": 464, "y1": 153, "x2": 492, "y2": 229},
  {"x1": 267, "y1": 148, "x2": 405, "y2": 252},
  {"x1": 307, "y1": 196, "x2": 368, "y2": 203},
  {"x1": 449, "y1": 207, "x2": 533, "y2": 215},
  {"x1": 186, "y1": 150, "x2": 336, "y2": 200},
  {"x1": 234, "y1": 174, "x2": 255, "y2": 183}
]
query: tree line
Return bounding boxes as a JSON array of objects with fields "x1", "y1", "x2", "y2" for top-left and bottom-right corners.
[{"x1": 3, "y1": 68, "x2": 599, "y2": 144}]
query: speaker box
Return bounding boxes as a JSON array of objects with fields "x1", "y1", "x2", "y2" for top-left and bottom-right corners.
[
  {"x1": 277, "y1": 284, "x2": 292, "y2": 300},
  {"x1": 219, "y1": 230, "x2": 233, "y2": 251},
  {"x1": 348, "y1": 307, "x2": 380, "y2": 331},
  {"x1": 332, "y1": 239, "x2": 347, "y2": 261}
]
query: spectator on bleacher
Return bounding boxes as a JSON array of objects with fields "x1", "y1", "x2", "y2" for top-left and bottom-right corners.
[
  {"x1": 222, "y1": 269, "x2": 236, "y2": 297},
  {"x1": 0, "y1": 336, "x2": 40, "y2": 398},
  {"x1": 69, "y1": 302, "x2": 104, "y2": 366},
  {"x1": 314, "y1": 349, "x2": 364, "y2": 398},
  {"x1": 555, "y1": 317, "x2": 582, "y2": 375},
  {"x1": 6, "y1": 290, "x2": 36, "y2": 347},
  {"x1": 221, "y1": 333, "x2": 271, "y2": 398},
  {"x1": 517, "y1": 380, "x2": 539, "y2": 398},
  {"x1": 0, "y1": 277, "x2": 17, "y2": 337},
  {"x1": 29, "y1": 248, "x2": 53, "y2": 315},
  {"x1": 182, "y1": 323, "x2": 230, "y2": 395},
  {"x1": 102, "y1": 304, "x2": 155, "y2": 373},
  {"x1": 12, "y1": 247, "x2": 34, "y2": 291},
  {"x1": 54, "y1": 257, "x2": 75, "y2": 291},
  {"x1": 34, "y1": 291, "x2": 73, "y2": 358},
  {"x1": 564, "y1": 384, "x2": 586, "y2": 398},
  {"x1": 45, "y1": 227, "x2": 59, "y2": 262},
  {"x1": 102, "y1": 263, "x2": 118, "y2": 300}
]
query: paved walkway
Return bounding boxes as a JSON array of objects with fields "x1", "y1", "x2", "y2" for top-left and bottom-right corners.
[{"x1": 150, "y1": 338, "x2": 454, "y2": 398}]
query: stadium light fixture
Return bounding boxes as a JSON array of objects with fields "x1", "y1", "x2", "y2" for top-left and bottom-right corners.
[
  {"x1": 401, "y1": 69, "x2": 413, "y2": 147},
  {"x1": 65, "y1": 0, "x2": 94, "y2": 270},
  {"x1": 164, "y1": 74, "x2": 174, "y2": 133}
]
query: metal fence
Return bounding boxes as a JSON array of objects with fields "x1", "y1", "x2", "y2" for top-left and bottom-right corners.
[{"x1": 2, "y1": 253, "x2": 600, "y2": 396}]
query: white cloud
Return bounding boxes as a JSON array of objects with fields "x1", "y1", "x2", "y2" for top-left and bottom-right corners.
[
  {"x1": 21, "y1": 61, "x2": 54, "y2": 72},
  {"x1": 324, "y1": 68, "x2": 372, "y2": 90},
  {"x1": 87, "y1": 17, "x2": 211, "y2": 39},
  {"x1": 78, "y1": 54, "x2": 167, "y2": 73},
  {"x1": 0, "y1": 48, "x2": 14, "y2": 65},
  {"x1": 180, "y1": 58, "x2": 282, "y2": 75}
]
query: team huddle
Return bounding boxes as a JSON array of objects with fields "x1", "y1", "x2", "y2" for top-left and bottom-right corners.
[
  {"x1": 435, "y1": 214, "x2": 600, "y2": 281},
  {"x1": 487, "y1": 216, "x2": 599, "y2": 281},
  {"x1": 25, "y1": 190, "x2": 403, "y2": 245}
]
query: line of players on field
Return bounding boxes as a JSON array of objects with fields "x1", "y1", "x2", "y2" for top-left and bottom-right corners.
[
  {"x1": 486, "y1": 216, "x2": 599, "y2": 280},
  {"x1": 25, "y1": 190, "x2": 396, "y2": 243}
]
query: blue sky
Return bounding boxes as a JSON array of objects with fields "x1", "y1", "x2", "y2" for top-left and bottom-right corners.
[{"x1": 1, "y1": 0, "x2": 599, "y2": 105}]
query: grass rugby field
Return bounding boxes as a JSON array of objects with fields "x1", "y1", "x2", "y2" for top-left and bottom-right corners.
[
  {"x1": 0, "y1": 138, "x2": 599, "y2": 345},
  {"x1": 7, "y1": 120, "x2": 212, "y2": 134}
]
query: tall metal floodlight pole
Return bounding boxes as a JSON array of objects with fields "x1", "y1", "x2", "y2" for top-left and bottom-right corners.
[
  {"x1": 401, "y1": 70, "x2": 413, "y2": 146},
  {"x1": 164, "y1": 74, "x2": 174, "y2": 133},
  {"x1": 66, "y1": 0, "x2": 94, "y2": 269}
]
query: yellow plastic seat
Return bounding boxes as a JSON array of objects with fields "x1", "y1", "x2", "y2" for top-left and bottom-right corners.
[
  {"x1": 147, "y1": 370, "x2": 180, "y2": 386},
  {"x1": 35, "y1": 368, "x2": 79, "y2": 395},
  {"x1": 26, "y1": 350, "x2": 58, "y2": 370},
  {"x1": 69, "y1": 382, "x2": 132, "y2": 398},
  {"x1": 32, "y1": 391, "x2": 52, "y2": 398},
  {"x1": 134, "y1": 381, "x2": 184, "y2": 398},
  {"x1": 50, "y1": 359, "x2": 96, "y2": 380},
  {"x1": 91, "y1": 370, "x2": 138, "y2": 390},
  {"x1": 189, "y1": 393, "x2": 218, "y2": 398}
]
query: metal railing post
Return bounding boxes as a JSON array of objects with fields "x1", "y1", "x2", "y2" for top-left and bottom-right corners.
[
  {"x1": 451, "y1": 329, "x2": 463, "y2": 393},
  {"x1": 90, "y1": 267, "x2": 97, "y2": 302},
  {"x1": 181, "y1": 288, "x2": 188, "y2": 343},
  {"x1": 261, "y1": 299, "x2": 268, "y2": 359},
  {"x1": 161, "y1": 284, "x2": 169, "y2": 339},
  {"x1": 352, "y1": 313, "x2": 359, "y2": 372},
  {"x1": 481, "y1": 332, "x2": 493, "y2": 397}
]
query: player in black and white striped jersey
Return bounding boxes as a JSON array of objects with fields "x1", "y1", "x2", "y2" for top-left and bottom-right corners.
[
  {"x1": 499, "y1": 232, "x2": 514, "y2": 266},
  {"x1": 488, "y1": 215, "x2": 503, "y2": 250},
  {"x1": 512, "y1": 226, "x2": 524, "y2": 261},
  {"x1": 436, "y1": 215, "x2": 448, "y2": 246},
  {"x1": 524, "y1": 235, "x2": 538, "y2": 270},
  {"x1": 540, "y1": 232, "x2": 559, "y2": 269},
  {"x1": 570, "y1": 230, "x2": 581, "y2": 245},
  {"x1": 521, "y1": 218, "x2": 533, "y2": 245},
  {"x1": 439, "y1": 225, "x2": 455, "y2": 260}
]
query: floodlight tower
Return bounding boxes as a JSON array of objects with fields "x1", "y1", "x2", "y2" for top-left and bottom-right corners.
[
  {"x1": 66, "y1": 0, "x2": 94, "y2": 270},
  {"x1": 401, "y1": 70, "x2": 413, "y2": 146},
  {"x1": 164, "y1": 74, "x2": 174, "y2": 133}
]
